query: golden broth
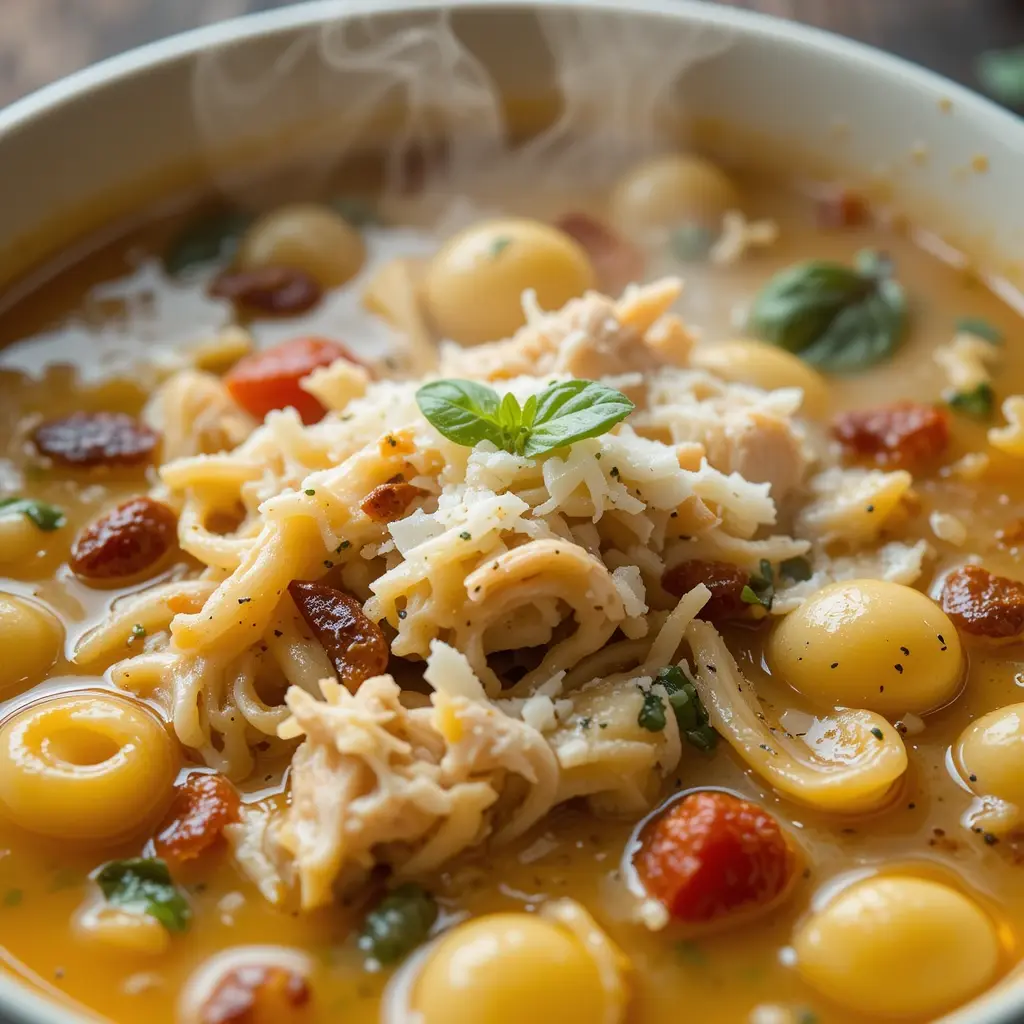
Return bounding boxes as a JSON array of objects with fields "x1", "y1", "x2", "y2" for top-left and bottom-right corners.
[{"x1": 1, "y1": 171, "x2": 1023, "y2": 1024}]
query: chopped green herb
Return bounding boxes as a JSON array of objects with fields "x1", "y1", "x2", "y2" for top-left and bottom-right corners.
[
  {"x1": 948, "y1": 381, "x2": 995, "y2": 419},
  {"x1": 3, "y1": 889, "x2": 22, "y2": 908},
  {"x1": 0, "y1": 497, "x2": 66, "y2": 532},
  {"x1": 675, "y1": 939, "x2": 708, "y2": 966},
  {"x1": 94, "y1": 858, "x2": 190, "y2": 933},
  {"x1": 357, "y1": 883, "x2": 437, "y2": 964},
  {"x1": 976, "y1": 47, "x2": 1024, "y2": 107},
  {"x1": 741, "y1": 559, "x2": 775, "y2": 610},
  {"x1": 304, "y1": 488, "x2": 316, "y2": 496},
  {"x1": 329, "y1": 196, "x2": 380, "y2": 227},
  {"x1": 162, "y1": 210, "x2": 252, "y2": 277},
  {"x1": 780, "y1": 556, "x2": 813, "y2": 583},
  {"x1": 637, "y1": 689, "x2": 667, "y2": 732},
  {"x1": 870, "y1": 726, "x2": 885, "y2": 740},
  {"x1": 337, "y1": 540, "x2": 351, "y2": 551},
  {"x1": 416, "y1": 378, "x2": 633, "y2": 458},
  {"x1": 127, "y1": 622, "x2": 147, "y2": 647},
  {"x1": 748, "y1": 250, "x2": 907, "y2": 373},
  {"x1": 488, "y1": 235, "x2": 512, "y2": 259},
  {"x1": 655, "y1": 665, "x2": 718, "y2": 751},
  {"x1": 459, "y1": 531, "x2": 472, "y2": 541},
  {"x1": 670, "y1": 223, "x2": 715, "y2": 262},
  {"x1": 956, "y1": 316, "x2": 1003, "y2": 344},
  {"x1": 578, "y1": 716, "x2": 592, "y2": 730}
]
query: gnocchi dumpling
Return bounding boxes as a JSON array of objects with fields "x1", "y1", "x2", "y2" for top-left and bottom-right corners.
[
  {"x1": 955, "y1": 703, "x2": 1024, "y2": 833},
  {"x1": 411, "y1": 910, "x2": 627, "y2": 1024},
  {"x1": 768, "y1": 579, "x2": 963, "y2": 716},
  {"x1": 422, "y1": 218, "x2": 595, "y2": 346},
  {"x1": 0, "y1": 593, "x2": 63, "y2": 694},
  {"x1": 690, "y1": 340, "x2": 830, "y2": 419},
  {"x1": 794, "y1": 875, "x2": 1001, "y2": 1018},
  {"x1": 610, "y1": 154, "x2": 739, "y2": 234},
  {"x1": 237, "y1": 203, "x2": 365, "y2": 289},
  {"x1": 0, "y1": 692, "x2": 177, "y2": 842}
]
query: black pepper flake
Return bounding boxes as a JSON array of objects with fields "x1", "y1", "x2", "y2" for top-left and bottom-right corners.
[
  {"x1": 323, "y1": 559, "x2": 334, "y2": 568},
  {"x1": 386, "y1": 435, "x2": 398, "y2": 447},
  {"x1": 879, "y1": 685, "x2": 885, "y2": 692},
  {"x1": 273, "y1": 630, "x2": 283, "y2": 638},
  {"x1": 238, "y1": 597, "x2": 251, "y2": 604},
  {"x1": 304, "y1": 488, "x2": 316, "y2": 495},
  {"x1": 969, "y1": 773, "x2": 978, "y2": 782},
  {"x1": 983, "y1": 832, "x2": 999, "y2": 845},
  {"x1": 397, "y1": 609, "x2": 408, "y2": 620},
  {"x1": 900, "y1": 645, "x2": 910, "y2": 656},
  {"x1": 459, "y1": 531, "x2": 472, "y2": 540},
  {"x1": 670, "y1": 510, "x2": 678, "y2": 518},
  {"x1": 870, "y1": 726, "x2": 884, "y2": 740},
  {"x1": 830, "y1": 661, "x2": 839, "y2": 669},
  {"x1": 610, "y1": 467, "x2": 620, "y2": 477},
  {"x1": 907, "y1": 802, "x2": 916, "y2": 809},
  {"x1": 894, "y1": 663, "x2": 904, "y2": 674},
  {"x1": 866, "y1": 504, "x2": 875, "y2": 512}
]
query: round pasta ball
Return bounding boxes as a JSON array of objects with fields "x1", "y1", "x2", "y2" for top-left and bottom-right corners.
[
  {"x1": 412, "y1": 913, "x2": 624, "y2": 1024},
  {"x1": 767, "y1": 580, "x2": 963, "y2": 716},
  {"x1": 422, "y1": 219, "x2": 595, "y2": 346},
  {"x1": 0, "y1": 692, "x2": 177, "y2": 842},
  {"x1": 956, "y1": 703, "x2": 1024, "y2": 812},
  {"x1": 237, "y1": 203, "x2": 365, "y2": 289},
  {"x1": 610, "y1": 153, "x2": 739, "y2": 233},
  {"x1": 691, "y1": 340, "x2": 830, "y2": 419},
  {"x1": 794, "y1": 876, "x2": 1000, "y2": 1018},
  {"x1": 0, "y1": 593, "x2": 62, "y2": 694}
]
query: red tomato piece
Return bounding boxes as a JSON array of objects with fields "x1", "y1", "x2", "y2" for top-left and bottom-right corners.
[
  {"x1": 832, "y1": 402, "x2": 949, "y2": 467},
  {"x1": 224, "y1": 336, "x2": 363, "y2": 425},
  {"x1": 154, "y1": 773, "x2": 241, "y2": 866},
  {"x1": 636, "y1": 790, "x2": 791, "y2": 923}
]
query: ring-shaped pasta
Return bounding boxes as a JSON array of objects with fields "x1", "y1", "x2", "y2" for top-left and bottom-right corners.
[
  {"x1": 686, "y1": 620, "x2": 907, "y2": 814},
  {"x1": 455, "y1": 539, "x2": 626, "y2": 695},
  {"x1": 0, "y1": 692, "x2": 178, "y2": 842}
]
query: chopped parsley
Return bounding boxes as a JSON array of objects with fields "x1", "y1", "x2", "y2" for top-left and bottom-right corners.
[
  {"x1": 779, "y1": 556, "x2": 813, "y2": 583},
  {"x1": 127, "y1": 623, "x2": 147, "y2": 646},
  {"x1": 459, "y1": 531, "x2": 472, "y2": 541},
  {"x1": 870, "y1": 726, "x2": 885, "y2": 740},
  {"x1": 637, "y1": 689, "x2": 668, "y2": 732},
  {"x1": 304, "y1": 488, "x2": 316, "y2": 496},
  {"x1": 358, "y1": 883, "x2": 437, "y2": 964},
  {"x1": 741, "y1": 559, "x2": 775, "y2": 610},
  {"x1": 655, "y1": 665, "x2": 718, "y2": 751}
]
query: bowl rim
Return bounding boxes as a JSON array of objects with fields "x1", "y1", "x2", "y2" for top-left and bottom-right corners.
[{"x1": 0, "y1": 2, "x2": 1023, "y2": 1022}]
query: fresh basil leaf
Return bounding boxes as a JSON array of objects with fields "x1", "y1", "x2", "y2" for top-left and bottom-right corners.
[
  {"x1": 748, "y1": 250, "x2": 906, "y2": 373},
  {"x1": 163, "y1": 210, "x2": 251, "y2": 277},
  {"x1": 0, "y1": 497, "x2": 66, "y2": 531},
  {"x1": 358, "y1": 883, "x2": 437, "y2": 964},
  {"x1": 415, "y1": 380, "x2": 505, "y2": 448},
  {"x1": 523, "y1": 380, "x2": 634, "y2": 457},
  {"x1": 780, "y1": 556, "x2": 813, "y2": 583},
  {"x1": 956, "y1": 316, "x2": 1003, "y2": 345},
  {"x1": 670, "y1": 223, "x2": 715, "y2": 262},
  {"x1": 520, "y1": 393, "x2": 538, "y2": 430},
  {"x1": 95, "y1": 858, "x2": 190, "y2": 933},
  {"x1": 948, "y1": 382, "x2": 995, "y2": 419},
  {"x1": 637, "y1": 689, "x2": 667, "y2": 732},
  {"x1": 977, "y1": 47, "x2": 1024, "y2": 107}
]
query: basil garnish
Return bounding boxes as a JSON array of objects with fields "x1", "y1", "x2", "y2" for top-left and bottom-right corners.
[
  {"x1": 948, "y1": 382, "x2": 995, "y2": 419},
  {"x1": 358, "y1": 883, "x2": 437, "y2": 964},
  {"x1": 94, "y1": 858, "x2": 190, "y2": 932},
  {"x1": 0, "y1": 497, "x2": 65, "y2": 531},
  {"x1": 416, "y1": 379, "x2": 634, "y2": 458},
  {"x1": 748, "y1": 250, "x2": 907, "y2": 373},
  {"x1": 162, "y1": 210, "x2": 251, "y2": 277}
]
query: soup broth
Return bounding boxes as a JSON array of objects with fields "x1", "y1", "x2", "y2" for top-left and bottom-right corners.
[{"x1": 1, "y1": 157, "x2": 1023, "y2": 1024}]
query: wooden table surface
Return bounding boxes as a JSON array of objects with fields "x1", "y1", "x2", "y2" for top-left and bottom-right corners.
[{"x1": 1, "y1": 0, "x2": 1023, "y2": 107}]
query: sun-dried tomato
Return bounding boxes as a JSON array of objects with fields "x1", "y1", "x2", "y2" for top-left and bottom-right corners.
[
  {"x1": 360, "y1": 482, "x2": 427, "y2": 523},
  {"x1": 200, "y1": 964, "x2": 311, "y2": 1024},
  {"x1": 939, "y1": 565, "x2": 1024, "y2": 640},
  {"x1": 210, "y1": 266, "x2": 322, "y2": 317},
  {"x1": 33, "y1": 412, "x2": 159, "y2": 469},
  {"x1": 288, "y1": 580, "x2": 389, "y2": 690},
  {"x1": 556, "y1": 212, "x2": 645, "y2": 294},
  {"x1": 636, "y1": 790, "x2": 791, "y2": 923},
  {"x1": 661, "y1": 559, "x2": 749, "y2": 622},
  {"x1": 814, "y1": 188, "x2": 871, "y2": 229},
  {"x1": 70, "y1": 497, "x2": 178, "y2": 581},
  {"x1": 224, "y1": 336, "x2": 361, "y2": 425},
  {"x1": 154, "y1": 773, "x2": 241, "y2": 866},
  {"x1": 832, "y1": 402, "x2": 950, "y2": 467}
]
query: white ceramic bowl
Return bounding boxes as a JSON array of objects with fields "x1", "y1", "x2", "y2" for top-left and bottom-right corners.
[{"x1": 0, "y1": 1, "x2": 1022, "y2": 1020}]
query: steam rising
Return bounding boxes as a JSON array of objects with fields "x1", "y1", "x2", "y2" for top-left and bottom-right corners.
[{"x1": 191, "y1": 6, "x2": 734, "y2": 220}]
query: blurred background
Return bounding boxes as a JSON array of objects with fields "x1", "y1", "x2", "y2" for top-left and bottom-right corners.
[{"x1": 1, "y1": 0, "x2": 1024, "y2": 108}]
